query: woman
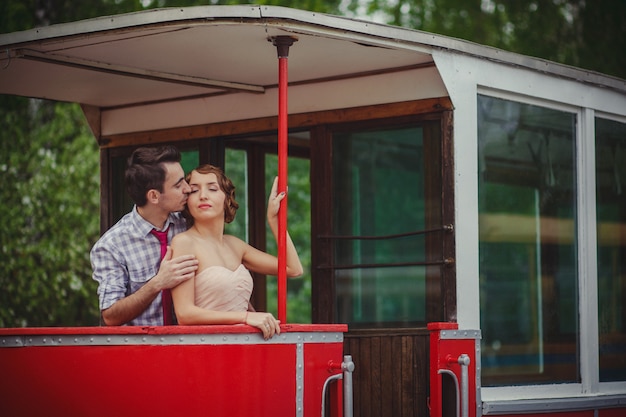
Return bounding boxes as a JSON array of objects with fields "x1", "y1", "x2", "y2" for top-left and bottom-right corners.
[{"x1": 170, "y1": 164, "x2": 303, "y2": 339}]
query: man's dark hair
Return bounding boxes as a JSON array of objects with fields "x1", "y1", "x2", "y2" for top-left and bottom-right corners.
[{"x1": 125, "y1": 146, "x2": 181, "y2": 206}]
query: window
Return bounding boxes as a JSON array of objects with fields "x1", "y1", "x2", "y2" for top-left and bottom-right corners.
[
  {"x1": 477, "y1": 95, "x2": 578, "y2": 386},
  {"x1": 264, "y1": 153, "x2": 311, "y2": 323},
  {"x1": 224, "y1": 148, "x2": 248, "y2": 242},
  {"x1": 331, "y1": 121, "x2": 445, "y2": 328},
  {"x1": 595, "y1": 117, "x2": 626, "y2": 382}
]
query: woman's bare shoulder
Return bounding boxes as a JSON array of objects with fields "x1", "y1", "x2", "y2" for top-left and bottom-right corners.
[
  {"x1": 172, "y1": 230, "x2": 193, "y2": 244},
  {"x1": 171, "y1": 230, "x2": 197, "y2": 252},
  {"x1": 223, "y1": 234, "x2": 246, "y2": 247}
]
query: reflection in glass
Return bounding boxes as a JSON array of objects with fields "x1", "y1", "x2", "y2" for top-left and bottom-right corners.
[
  {"x1": 332, "y1": 124, "x2": 440, "y2": 327},
  {"x1": 595, "y1": 117, "x2": 626, "y2": 382},
  {"x1": 478, "y1": 95, "x2": 578, "y2": 386}
]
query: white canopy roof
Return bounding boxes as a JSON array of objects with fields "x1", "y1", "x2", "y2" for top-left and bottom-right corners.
[{"x1": 1, "y1": 5, "x2": 623, "y2": 138}]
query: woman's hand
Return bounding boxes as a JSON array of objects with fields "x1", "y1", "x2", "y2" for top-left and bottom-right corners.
[
  {"x1": 267, "y1": 176, "x2": 286, "y2": 226},
  {"x1": 245, "y1": 311, "x2": 281, "y2": 340}
]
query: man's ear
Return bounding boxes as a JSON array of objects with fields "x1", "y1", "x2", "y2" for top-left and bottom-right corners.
[{"x1": 146, "y1": 189, "x2": 160, "y2": 204}]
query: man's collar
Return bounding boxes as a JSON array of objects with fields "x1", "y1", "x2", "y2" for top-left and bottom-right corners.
[{"x1": 131, "y1": 205, "x2": 172, "y2": 235}]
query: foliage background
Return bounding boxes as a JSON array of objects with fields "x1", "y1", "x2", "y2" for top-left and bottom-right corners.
[{"x1": 1, "y1": 0, "x2": 624, "y2": 327}]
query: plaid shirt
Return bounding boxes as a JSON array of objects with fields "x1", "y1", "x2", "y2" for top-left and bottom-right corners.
[{"x1": 90, "y1": 207, "x2": 187, "y2": 326}]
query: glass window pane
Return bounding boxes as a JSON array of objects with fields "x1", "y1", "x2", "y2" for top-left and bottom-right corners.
[
  {"x1": 264, "y1": 153, "x2": 312, "y2": 323},
  {"x1": 180, "y1": 150, "x2": 199, "y2": 176},
  {"x1": 595, "y1": 117, "x2": 626, "y2": 382},
  {"x1": 111, "y1": 155, "x2": 133, "y2": 223},
  {"x1": 332, "y1": 124, "x2": 439, "y2": 327},
  {"x1": 224, "y1": 148, "x2": 248, "y2": 241},
  {"x1": 478, "y1": 95, "x2": 578, "y2": 386}
]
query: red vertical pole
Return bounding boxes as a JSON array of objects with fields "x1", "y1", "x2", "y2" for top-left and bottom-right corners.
[{"x1": 271, "y1": 36, "x2": 297, "y2": 324}]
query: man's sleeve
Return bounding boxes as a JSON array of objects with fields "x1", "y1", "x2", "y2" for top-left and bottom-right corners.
[{"x1": 91, "y1": 241, "x2": 129, "y2": 311}]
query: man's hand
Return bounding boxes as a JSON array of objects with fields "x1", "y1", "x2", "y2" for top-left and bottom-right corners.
[
  {"x1": 153, "y1": 246, "x2": 198, "y2": 290},
  {"x1": 101, "y1": 248, "x2": 198, "y2": 326}
]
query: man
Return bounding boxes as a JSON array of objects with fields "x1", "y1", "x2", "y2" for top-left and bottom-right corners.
[{"x1": 91, "y1": 145, "x2": 198, "y2": 326}]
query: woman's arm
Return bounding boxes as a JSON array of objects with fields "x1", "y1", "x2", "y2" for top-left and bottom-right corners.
[
  {"x1": 170, "y1": 234, "x2": 280, "y2": 339},
  {"x1": 265, "y1": 176, "x2": 304, "y2": 277}
]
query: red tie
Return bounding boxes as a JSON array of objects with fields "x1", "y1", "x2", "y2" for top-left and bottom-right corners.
[{"x1": 150, "y1": 226, "x2": 174, "y2": 325}]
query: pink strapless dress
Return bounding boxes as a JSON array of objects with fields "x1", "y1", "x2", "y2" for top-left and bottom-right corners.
[{"x1": 194, "y1": 264, "x2": 253, "y2": 312}]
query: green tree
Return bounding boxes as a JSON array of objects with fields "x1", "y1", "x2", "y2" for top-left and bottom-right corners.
[
  {"x1": 0, "y1": 97, "x2": 100, "y2": 326},
  {"x1": 0, "y1": 0, "x2": 145, "y2": 327},
  {"x1": 346, "y1": 0, "x2": 626, "y2": 79}
]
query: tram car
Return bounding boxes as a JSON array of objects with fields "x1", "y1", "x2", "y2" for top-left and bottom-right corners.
[{"x1": 1, "y1": 5, "x2": 625, "y2": 417}]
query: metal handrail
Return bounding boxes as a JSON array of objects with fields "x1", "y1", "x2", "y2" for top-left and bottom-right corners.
[
  {"x1": 317, "y1": 224, "x2": 453, "y2": 241},
  {"x1": 316, "y1": 258, "x2": 455, "y2": 270},
  {"x1": 437, "y1": 369, "x2": 460, "y2": 417},
  {"x1": 439, "y1": 354, "x2": 471, "y2": 417},
  {"x1": 321, "y1": 355, "x2": 355, "y2": 417}
]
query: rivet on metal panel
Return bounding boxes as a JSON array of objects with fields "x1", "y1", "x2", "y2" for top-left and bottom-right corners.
[
  {"x1": 106, "y1": 337, "x2": 111, "y2": 343},
  {"x1": 180, "y1": 337, "x2": 185, "y2": 342}
]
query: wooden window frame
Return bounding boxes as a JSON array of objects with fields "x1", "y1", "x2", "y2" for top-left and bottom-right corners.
[{"x1": 310, "y1": 106, "x2": 455, "y2": 326}]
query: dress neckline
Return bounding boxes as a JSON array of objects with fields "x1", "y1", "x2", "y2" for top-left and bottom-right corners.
[{"x1": 197, "y1": 264, "x2": 245, "y2": 276}]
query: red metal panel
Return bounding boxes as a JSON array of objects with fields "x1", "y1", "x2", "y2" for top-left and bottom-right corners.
[
  {"x1": 428, "y1": 322, "x2": 479, "y2": 417},
  {"x1": 303, "y1": 342, "x2": 345, "y2": 416},
  {"x1": 0, "y1": 323, "x2": 348, "y2": 337},
  {"x1": 1, "y1": 343, "x2": 296, "y2": 417},
  {"x1": 495, "y1": 413, "x2": 592, "y2": 417},
  {"x1": 0, "y1": 324, "x2": 348, "y2": 417},
  {"x1": 599, "y1": 409, "x2": 626, "y2": 417}
]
